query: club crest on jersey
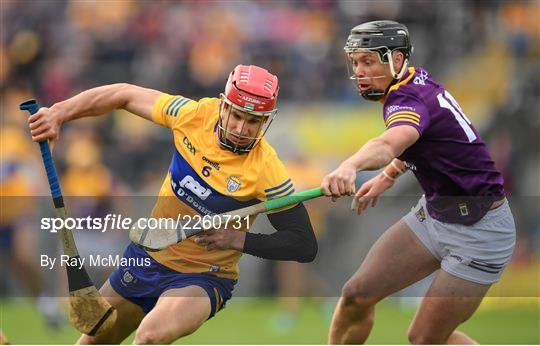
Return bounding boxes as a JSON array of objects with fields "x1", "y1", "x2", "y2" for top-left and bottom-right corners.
[
  {"x1": 413, "y1": 70, "x2": 428, "y2": 85},
  {"x1": 226, "y1": 176, "x2": 242, "y2": 193}
]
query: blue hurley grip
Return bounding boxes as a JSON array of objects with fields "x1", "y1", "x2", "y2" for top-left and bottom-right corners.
[
  {"x1": 19, "y1": 100, "x2": 64, "y2": 204},
  {"x1": 38, "y1": 140, "x2": 62, "y2": 200}
]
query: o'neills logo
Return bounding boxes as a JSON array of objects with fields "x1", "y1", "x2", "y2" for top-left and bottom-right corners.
[{"x1": 241, "y1": 95, "x2": 262, "y2": 104}]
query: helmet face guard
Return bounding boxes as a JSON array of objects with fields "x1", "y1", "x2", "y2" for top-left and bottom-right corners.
[
  {"x1": 218, "y1": 65, "x2": 279, "y2": 154},
  {"x1": 344, "y1": 20, "x2": 413, "y2": 101},
  {"x1": 218, "y1": 95, "x2": 277, "y2": 153},
  {"x1": 345, "y1": 54, "x2": 389, "y2": 101}
]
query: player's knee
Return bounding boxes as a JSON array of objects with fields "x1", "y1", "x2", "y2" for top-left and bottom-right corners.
[
  {"x1": 76, "y1": 334, "x2": 111, "y2": 345},
  {"x1": 408, "y1": 326, "x2": 445, "y2": 345},
  {"x1": 134, "y1": 329, "x2": 170, "y2": 345},
  {"x1": 76, "y1": 334, "x2": 95, "y2": 345},
  {"x1": 135, "y1": 325, "x2": 197, "y2": 345},
  {"x1": 341, "y1": 280, "x2": 377, "y2": 310}
]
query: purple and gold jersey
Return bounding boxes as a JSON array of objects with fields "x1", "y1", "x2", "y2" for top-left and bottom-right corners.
[
  {"x1": 147, "y1": 94, "x2": 294, "y2": 280},
  {"x1": 383, "y1": 67, "x2": 504, "y2": 225}
]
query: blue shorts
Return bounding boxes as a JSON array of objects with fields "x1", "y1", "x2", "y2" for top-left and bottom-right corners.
[{"x1": 109, "y1": 243, "x2": 236, "y2": 318}]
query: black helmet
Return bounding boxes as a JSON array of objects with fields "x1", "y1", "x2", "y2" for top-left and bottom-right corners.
[
  {"x1": 344, "y1": 20, "x2": 413, "y2": 101},
  {"x1": 344, "y1": 20, "x2": 413, "y2": 63}
]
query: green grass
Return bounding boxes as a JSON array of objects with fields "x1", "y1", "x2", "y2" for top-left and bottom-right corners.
[{"x1": 1, "y1": 298, "x2": 538, "y2": 344}]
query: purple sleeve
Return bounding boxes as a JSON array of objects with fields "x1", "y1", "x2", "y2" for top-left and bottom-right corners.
[{"x1": 383, "y1": 93, "x2": 430, "y2": 135}]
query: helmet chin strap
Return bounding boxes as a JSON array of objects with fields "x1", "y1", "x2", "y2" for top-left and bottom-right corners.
[{"x1": 385, "y1": 50, "x2": 409, "y2": 80}]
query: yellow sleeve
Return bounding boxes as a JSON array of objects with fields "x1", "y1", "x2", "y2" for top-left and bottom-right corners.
[
  {"x1": 151, "y1": 93, "x2": 198, "y2": 129},
  {"x1": 259, "y1": 151, "x2": 295, "y2": 202}
]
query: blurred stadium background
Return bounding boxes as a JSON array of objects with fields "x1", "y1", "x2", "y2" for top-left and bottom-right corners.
[{"x1": 1, "y1": 0, "x2": 539, "y2": 344}]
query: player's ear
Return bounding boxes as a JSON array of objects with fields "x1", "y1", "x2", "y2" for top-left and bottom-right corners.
[
  {"x1": 220, "y1": 98, "x2": 229, "y2": 112},
  {"x1": 393, "y1": 51, "x2": 405, "y2": 72}
]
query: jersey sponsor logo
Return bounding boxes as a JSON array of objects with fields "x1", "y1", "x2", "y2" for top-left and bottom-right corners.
[
  {"x1": 183, "y1": 136, "x2": 197, "y2": 155},
  {"x1": 413, "y1": 70, "x2": 428, "y2": 85},
  {"x1": 202, "y1": 156, "x2": 220, "y2": 170},
  {"x1": 385, "y1": 105, "x2": 416, "y2": 116},
  {"x1": 179, "y1": 175, "x2": 212, "y2": 200},
  {"x1": 171, "y1": 178, "x2": 214, "y2": 215},
  {"x1": 226, "y1": 176, "x2": 242, "y2": 193}
]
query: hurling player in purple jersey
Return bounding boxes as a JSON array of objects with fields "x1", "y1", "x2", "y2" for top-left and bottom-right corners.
[{"x1": 321, "y1": 20, "x2": 515, "y2": 344}]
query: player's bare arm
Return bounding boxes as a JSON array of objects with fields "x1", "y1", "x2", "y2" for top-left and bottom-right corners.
[
  {"x1": 348, "y1": 125, "x2": 419, "y2": 171},
  {"x1": 321, "y1": 125, "x2": 418, "y2": 198},
  {"x1": 28, "y1": 83, "x2": 161, "y2": 142}
]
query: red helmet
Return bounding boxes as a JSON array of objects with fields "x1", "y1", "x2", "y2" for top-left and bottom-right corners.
[
  {"x1": 219, "y1": 65, "x2": 279, "y2": 153},
  {"x1": 224, "y1": 65, "x2": 279, "y2": 114}
]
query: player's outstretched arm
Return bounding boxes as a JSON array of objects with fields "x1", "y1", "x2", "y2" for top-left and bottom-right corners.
[
  {"x1": 321, "y1": 125, "x2": 418, "y2": 198},
  {"x1": 345, "y1": 125, "x2": 418, "y2": 172},
  {"x1": 28, "y1": 83, "x2": 161, "y2": 143}
]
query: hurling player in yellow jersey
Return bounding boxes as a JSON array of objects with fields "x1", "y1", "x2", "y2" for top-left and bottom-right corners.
[{"x1": 27, "y1": 65, "x2": 317, "y2": 344}]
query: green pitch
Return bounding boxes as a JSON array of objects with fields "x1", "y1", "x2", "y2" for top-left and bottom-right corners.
[{"x1": 1, "y1": 298, "x2": 538, "y2": 344}]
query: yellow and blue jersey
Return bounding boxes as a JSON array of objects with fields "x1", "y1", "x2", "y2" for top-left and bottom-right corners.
[
  {"x1": 148, "y1": 94, "x2": 294, "y2": 280},
  {"x1": 0, "y1": 127, "x2": 35, "y2": 227}
]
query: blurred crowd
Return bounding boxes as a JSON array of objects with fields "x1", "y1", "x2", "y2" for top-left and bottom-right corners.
[
  {"x1": 1, "y1": 0, "x2": 539, "y2": 331},
  {"x1": 2, "y1": 0, "x2": 537, "y2": 190},
  {"x1": 3, "y1": 0, "x2": 503, "y2": 104}
]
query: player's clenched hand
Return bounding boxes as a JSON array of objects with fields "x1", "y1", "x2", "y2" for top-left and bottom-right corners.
[
  {"x1": 321, "y1": 162, "x2": 357, "y2": 201},
  {"x1": 194, "y1": 228, "x2": 246, "y2": 251},
  {"x1": 27, "y1": 105, "x2": 64, "y2": 144},
  {"x1": 351, "y1": 174, "x2": 394, "y2": 214}
]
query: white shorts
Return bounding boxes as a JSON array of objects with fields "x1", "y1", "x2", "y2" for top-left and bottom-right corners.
[{"x1": 403, "y1": 196, "x2": 516, "y2": 285}]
